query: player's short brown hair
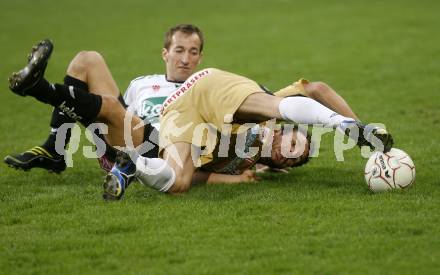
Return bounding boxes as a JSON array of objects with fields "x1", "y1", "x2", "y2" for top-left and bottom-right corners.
[
  {"x1": 164, "y1": 24, "x2": 204, "y2": 52},
  {"x1": 258, "y1": 126, "x2": 311, "y2": 169}
]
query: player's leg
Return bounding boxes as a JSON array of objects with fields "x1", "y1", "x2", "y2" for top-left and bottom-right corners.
[
  {"x1": 4, "y1": 40, "x2": 72, "y2": 173},
  {"x1": 102, "y1": 142, "x2": 193, "y2": 199},
  {"x1": 64, "y1": 50, "x2": 139, "y2": 149},
  {"x1": 13, "y1": 50, "x2": 117, "y2": 148},
  {"x1": 7, "y1": 39, "x2": 146, "y2": 147},
  {"x1": 303, "y1": 81, "x2": 359, "y2": 120},
  {"x1": 235, "y1": 92, "x2": 393, "y2": 152},
  {"x1": 235, "y1": 92, "x2": 348, "y2": 126},
  {"x1": 66, "y1": 51, "x2": 120, "y2": 98},
  {"x1": 6, "y1": 40, "x2": 163, "y2": 199},
  {"x1": 64, "y1": 50, "x2": 128, "y2": 171},
  {"x1": 4, "y1": 48, "x2": 123, "y2": 173},
  {"x1": 161, "y1": 142, "x2": 196, "y2": 193},
  {"x1": 7, "y1": 39, "x2": 181, "y2": 199}
]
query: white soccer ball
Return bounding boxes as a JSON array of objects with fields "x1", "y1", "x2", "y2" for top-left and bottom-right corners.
[{"x1": 364, "y1": 148, "x2": 415, "y2": 192}]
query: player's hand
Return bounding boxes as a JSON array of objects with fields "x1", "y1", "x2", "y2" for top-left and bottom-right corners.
[
  {"x1": 255, "y1": 163, "x2": 270, "y2": 173},
  {"x1": 240, "y1": 169, "x2": 259, "y2": 183},
  {"x1": 255, "y1": 164, "x2": 290, "y2": 174}
]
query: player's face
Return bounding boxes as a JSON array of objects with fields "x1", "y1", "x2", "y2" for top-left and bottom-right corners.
[
  {"x1": 162, "y1": 31, "x2": 202, "y2": 82},
  {"x1": 269, "y1": 129, "x2": 310, "y2": 168}
]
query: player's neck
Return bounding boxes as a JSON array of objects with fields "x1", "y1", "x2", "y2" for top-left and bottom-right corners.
[{"x1": 165, "y1": 75, "x2": 185, "y2": 84}]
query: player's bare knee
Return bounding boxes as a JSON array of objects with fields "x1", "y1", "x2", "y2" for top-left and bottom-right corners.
[
  {"x1": 305, "y1": 81, "x2": 330, "y2": 99},
  {"x1": 67, "y1": 51, "x2": 105, "y2": 77},
  {"x1": 168, "y1": 175, "x2": 191, "y2": 193}
]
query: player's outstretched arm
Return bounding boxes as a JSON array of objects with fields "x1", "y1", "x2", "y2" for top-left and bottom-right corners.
[{"x1": 192, "y1": 170, "x2": 258, "y2": 185}]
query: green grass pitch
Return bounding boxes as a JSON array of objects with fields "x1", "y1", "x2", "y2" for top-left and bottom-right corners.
[{"x1": 0, "y1": 0, "x2": 439, "y2": 274}]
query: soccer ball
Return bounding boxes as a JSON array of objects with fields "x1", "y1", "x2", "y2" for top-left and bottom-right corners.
[{"x1": 364, "y1": 148, "x2": 415, "y2": 192}]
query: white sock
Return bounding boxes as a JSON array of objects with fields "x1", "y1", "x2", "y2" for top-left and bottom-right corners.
[
  {"x1": 278, "y1": 97, "x2": 356, "y2": 129},
  {"x1": 134, "y1": 156, "x2": 176, "y2": 192},
  {"x1": 123, "y1": 148, "x2": 175, "y2": 192}
]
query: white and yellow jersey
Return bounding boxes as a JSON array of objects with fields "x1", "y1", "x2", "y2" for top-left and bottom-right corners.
[{"x1": 124, "y1": 74, "x2": 182, "y2": 130}]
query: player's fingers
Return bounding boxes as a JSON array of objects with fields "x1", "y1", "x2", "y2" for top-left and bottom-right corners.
[
  {"x1": 242, "y1": 170, "x2": 258, "y2": 182},
  {"x1": 255, "y1": 163, "x2": 269, "y2": 173}
]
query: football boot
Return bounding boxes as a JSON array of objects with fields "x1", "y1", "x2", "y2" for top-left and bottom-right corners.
[
  {"x1": 341, "y1": 121, "x2": 394, "y2": 152},
  {"x1": 102, "y1": 151, "x2": 137, "y2": 201},
  {"x1": 4, "y1": 146, "x2": 66, "y2": 173},
  {"x1": 9, "y1": 39, "x2": 53, "y2": 95}
]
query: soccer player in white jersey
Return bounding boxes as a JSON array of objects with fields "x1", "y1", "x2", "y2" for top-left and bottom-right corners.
[{"x1": 4, "y1": 24, "x2": 203, "y2": 173}]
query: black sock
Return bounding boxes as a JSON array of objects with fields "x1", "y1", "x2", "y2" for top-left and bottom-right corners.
[
  {"x1": 41, "y1": 76, "x2": 90, "y2": 155},
  {"x1": 41, "y1": 75, "x2": 89, "y2": 156},
  {"x1": 63, "y1": 75, "x2": 89, "y2": 92},
  {"x1": 41, "y1": 130, "x2": 70, "y2": 156},
  {"x1": 27, "y1": 78, "x2": 102, "y2": 126},
  {"x1": 26, "y1": 77, "x2": 53, "y2": 104}
]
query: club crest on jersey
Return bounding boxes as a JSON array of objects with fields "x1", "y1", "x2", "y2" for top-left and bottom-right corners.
[
  {"x1": 152, "y1": 84, "x2": 160, "y2": 92},
  {"x1": 140, "y1": 97, "x2": 167, "y2": 122}
]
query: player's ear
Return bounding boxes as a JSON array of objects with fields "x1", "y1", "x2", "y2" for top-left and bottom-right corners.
[
  {"x1": 198, "y1": 52, "x2": 203, "y2": 64},
  {"x1": 162, "y1": 48, "x2": 168, "y2": 62}
]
